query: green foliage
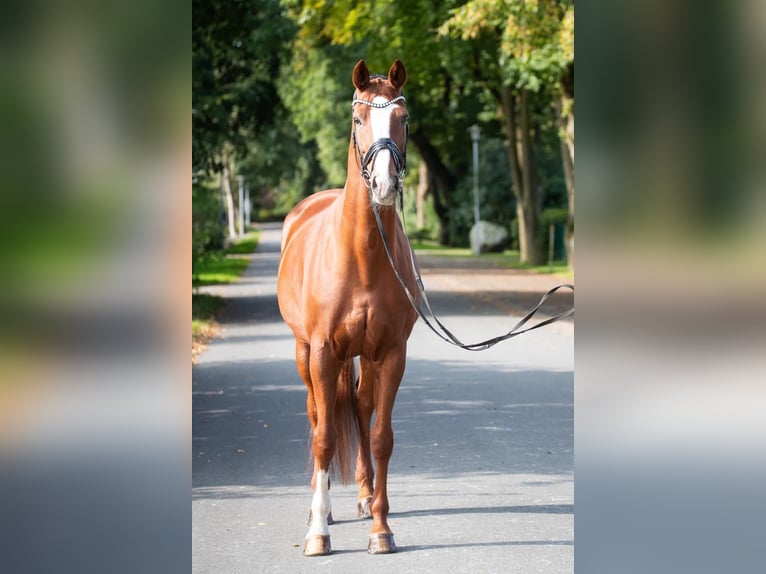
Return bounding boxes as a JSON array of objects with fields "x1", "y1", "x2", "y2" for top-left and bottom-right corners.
[
  {"x1": 192, "y1": 0, "x2": 295, "y2": 173},
  {"x1": 192, "y1": 0, "x2": 326, "y2": 229},
  {"x1": 439, "y1": 0, "x2": 574, "y2": 93},
  {"x1": 280, "y1": 0, "x2": 484, "y2": 191},
  {"x1": 236, "y1": 113, "x2": 328, "y2": 217},
  {"x1": 278, "y1": 40, "x2": 362, "y2": 186},
  {"x1": 445, "y1": 137, "x2": 514, "y2": 246},
  {"x1": 192, "y1": 0, "x2": 574, "y2": 255},
  {"x1": 540, "y1": 207, "x2": 568, "y2": 227}
]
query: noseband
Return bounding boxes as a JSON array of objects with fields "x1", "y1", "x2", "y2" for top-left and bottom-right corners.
[{"x1": 351, "y1": 95, "x2": 408, "y2": 192}]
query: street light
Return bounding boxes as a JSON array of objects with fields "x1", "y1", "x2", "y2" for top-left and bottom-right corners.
[{"x1": 469, "y1": 124, "x2": 481, "y2": 254}]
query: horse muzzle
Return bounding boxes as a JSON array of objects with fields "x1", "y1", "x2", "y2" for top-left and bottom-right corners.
[
  {"x1": 359, "y1": 136, "x2": 406, "y2": 206},
  {"x1": 370, "y1": 175, "x2": 401, "y2": 206}
]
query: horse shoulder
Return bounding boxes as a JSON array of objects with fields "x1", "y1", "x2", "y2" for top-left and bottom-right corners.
[
  {"x1": 278, "y1": 190, "x2": 346, "y2": 342},
  {"x1": 280, "y1": 189, "x2": 342, "y2": 252}
]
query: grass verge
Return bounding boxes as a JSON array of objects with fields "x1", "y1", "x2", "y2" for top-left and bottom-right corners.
[
  {"x1": 410, "y1": 241, "x2": 572, "y2": 279},
  {"x1": 193, "y1": 256, "x2": 250, "y2": 286},
  {"x1": 192, "y1": 294, "x2": 224, "y2": 361},
  {"x1": 193, "y1": 230, "x2": 260, "y2": 286},
  {"x1": 225, "y1": 232, "x2": 260, "y2": 255},
  {"x1": 192, "y1": 231, "x2": 260, "y2": 360}
]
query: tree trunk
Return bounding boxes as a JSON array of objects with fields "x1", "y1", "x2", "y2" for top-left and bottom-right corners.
[
  {"x1": 430, "y1": 177, "x2": 451, "y2": 246},
  {"x1": 410, "y1": 131, "x2": 457, "y2": 246},
  {"x1": 221, "y1": 153, "x2": 237, "y2": 239},
  {"x1": 499, "y1": 86, "x2": 544, "y2": 265},
  {"x1": 558, "y1": 64, "x2": 575, "y2": 272},
  {"x1": 416, "y1": 161, "x2": 428, "y2": 230}
]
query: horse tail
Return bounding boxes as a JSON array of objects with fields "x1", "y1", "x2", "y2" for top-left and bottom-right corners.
[{"x1": 333, "y1": 359, "x2": 358, "y2": 485}]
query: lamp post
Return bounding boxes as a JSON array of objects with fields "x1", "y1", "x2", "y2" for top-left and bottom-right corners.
[{"x1": 469, "y1": 124, "x2": 481, "y2": 254}]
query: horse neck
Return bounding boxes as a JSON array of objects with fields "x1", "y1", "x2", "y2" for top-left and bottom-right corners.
[{"x1": 335, "y1": 144, "x2": 399, "y2": 271}]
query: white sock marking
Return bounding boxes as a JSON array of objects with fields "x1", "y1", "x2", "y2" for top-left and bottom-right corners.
[{"x1": 307, "y1": 469, "x2": 331, "y2": 537}]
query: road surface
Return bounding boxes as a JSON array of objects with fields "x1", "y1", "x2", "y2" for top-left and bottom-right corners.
[{"x1": 193, "y1": 222, "x2": 574, "y2": 573}]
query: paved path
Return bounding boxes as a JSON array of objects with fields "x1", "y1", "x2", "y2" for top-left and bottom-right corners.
[{"x1": 193, "y1": 222, "x2": 574, "y2": 573}]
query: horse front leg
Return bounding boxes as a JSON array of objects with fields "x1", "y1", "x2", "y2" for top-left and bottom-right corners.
[
  {"x1": 295, "y1": 343, "x2": 334, "y2": 527},
  {"x1": 366, "y1": 346, "x2": 406, "y2": 554},
  {"x1": 296, "y1": 343, "x2": 318, "y2": 517},
  {"x1": 303, "y1": 344, "x2": 340, "y2": 557}
]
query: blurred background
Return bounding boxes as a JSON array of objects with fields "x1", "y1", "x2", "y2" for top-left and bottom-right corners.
[
  {"x1": 0, "y1": 0, "x2": 189, "y2": 572},
  {"x1": 578, "y1": 1, "x2": 766, "y2": 572},
  {"x1": 191, "y1": 0, "x2": 574, "y2": 267},
  {"x1": 0, "y1": 0, "x2": 764, "y2": 572}
]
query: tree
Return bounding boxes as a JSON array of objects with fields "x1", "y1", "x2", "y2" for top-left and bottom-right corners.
[
  {"x1": 192, "y1": 0, "x2": 293, "y2": 171},
  {"x1": 193, "y1": 0, "x2": 294, "y2": 239},
  {"x1": 279, "y1": 0, "x2": 572, "y2": 255},
  {"x1": 441, "y1": 0, "x2": 574, "y2": 264},
  {"x1": 280, "y1": 0, "x2": 487, "y2": 244}
]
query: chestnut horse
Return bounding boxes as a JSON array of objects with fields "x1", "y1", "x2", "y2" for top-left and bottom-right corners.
[{"x1": 277, "y1": 59, "x2": 417, "y2": 556}]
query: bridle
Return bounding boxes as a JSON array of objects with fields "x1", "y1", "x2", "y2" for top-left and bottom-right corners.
[{"x1": 351, "y1": 92, "x2": 408, "y2": 196}]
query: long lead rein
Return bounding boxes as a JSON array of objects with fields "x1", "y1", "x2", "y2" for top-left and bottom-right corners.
[{"x1": 372, "y1": 203, "x2": 574, "y2": 351}]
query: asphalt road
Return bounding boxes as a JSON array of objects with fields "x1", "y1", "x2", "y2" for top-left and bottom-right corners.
[{"x1": 192, "y1": 222, "x2": 574, "y2": 574}]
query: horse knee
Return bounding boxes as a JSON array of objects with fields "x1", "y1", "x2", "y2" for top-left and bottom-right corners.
[
  {"x1": 313, "y1": 426, "x2": 336, "y2": 465},
  {"x1": 371, "y1": 427, "x2": 393, "y2": 461}
]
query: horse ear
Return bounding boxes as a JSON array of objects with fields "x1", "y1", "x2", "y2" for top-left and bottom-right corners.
[
  {"x1": 388, "y1": 59, "x2": 407, "y2": 89},
  {"x1": 352, "y1": 59, "x2": 371, "y2": 91}
]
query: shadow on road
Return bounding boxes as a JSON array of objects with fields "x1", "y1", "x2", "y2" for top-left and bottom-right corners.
[
  {"x1": 394, "y1": 504, "x2": 574, "y2": 518},
  {"x1": 193, "y1": 356, "x2": 573, "y2": 495}
]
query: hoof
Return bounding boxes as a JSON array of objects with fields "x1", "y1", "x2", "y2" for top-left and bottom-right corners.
[
  {"x1": 307, "y1": 510, "x2": 334, "y2": 526},
  {"x1": 368, "y1": 533, "x2": 397, "y2": 554},
  {"x1": 357, "y1": 496, "x2": 373, "y2": 519},
  {"x1": 304, "y1": 535, "x2": 332, "y2": 556}
]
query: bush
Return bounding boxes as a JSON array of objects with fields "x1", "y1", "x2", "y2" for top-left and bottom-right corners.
[{"x1": 192, "y1": 181, "x2": 226, "y2": 279}]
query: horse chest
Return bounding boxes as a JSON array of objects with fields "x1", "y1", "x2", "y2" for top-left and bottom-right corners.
[{"x1": 328, "y1": 301, "x2": 399, "y2": 359}]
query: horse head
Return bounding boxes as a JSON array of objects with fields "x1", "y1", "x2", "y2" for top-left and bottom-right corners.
[{"x1": 351, "y1": 59, "x2": 409, "y2": 206}]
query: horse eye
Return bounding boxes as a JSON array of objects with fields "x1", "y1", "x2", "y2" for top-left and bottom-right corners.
[{"x1": 354, "y1": 117, "x2": 362, "y2": 126}]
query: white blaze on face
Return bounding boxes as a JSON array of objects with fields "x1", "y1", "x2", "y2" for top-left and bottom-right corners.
[
  {"x1": 368, "y1": 96, "x2": 400, "y2": 205},
  {"x1": 307, "y1": 469, "x2": 332, "y2": 537}
]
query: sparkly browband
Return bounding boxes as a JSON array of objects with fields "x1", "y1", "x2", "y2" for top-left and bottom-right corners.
[{"x1": 351, "y1": 95, "x2": 406, "y2": 108}]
